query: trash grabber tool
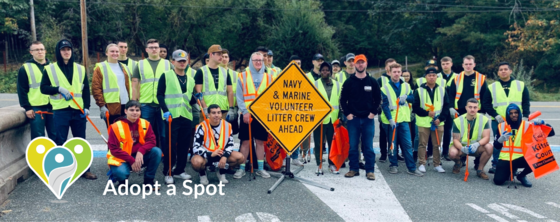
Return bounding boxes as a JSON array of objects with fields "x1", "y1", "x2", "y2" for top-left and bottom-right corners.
[
  {"x1": 390, "y1": 98, "x2": 401, "y2": 157},
  {"x1": 70, "y1": 92, "x2": 107, "y2": 143},
  {"x1": 248, "y1": 116, "x2": 256, "y2": 181},
  {"x1": 105, "y1": 110, "x2": 110, "y2": 131},
  {"x1": 504, "y1": 125, "x2": 517, "y2": 189},
  {"x1": 168, "y1": 116, "x2": 173, "y2": 178},
  {"x1": 317, "y1": 123, "x2": 324, "y2": 176},
  {"x1": 464, "y1": 123, "x2": 471, "y2": 182},
  {"x1": 35, "y1": 111, "x2": 53, "y2": 120}
]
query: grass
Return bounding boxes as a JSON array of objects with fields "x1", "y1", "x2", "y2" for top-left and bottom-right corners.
[{"x1": 0, "y1": 70, "x2": 18, "y2": 93}]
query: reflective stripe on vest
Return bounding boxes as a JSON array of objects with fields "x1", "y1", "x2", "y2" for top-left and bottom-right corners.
[
  {"x1": 336, "y1": 71, "x2": 347, "y2": 83},
  {"x1": 454, "y1": 113, "x2": 487, "y2": 146},
  {"x1": 200, "y1": 120, "x2": 230, "y2": 152},
  {"x1": 416, "y1": 84, "x2": 445, "y2": 128},
  {"x1": 380, "y1": 81, "x2": 411, "y2": 124},
  {"x1": 454, "y1": 71, "x2": 486, "y2": 109},
  {"x1": 201, "y1": 65, "x2": 228, "y2": 110},
  {"x1": 107, "y1": 119, "x2": 149, "y2": 166},
  {"x1": 228, "y1": 69, "x2": 238, "y2": 106},
  {"x1": 138, "y1": 59, "x2": 170, "y2": 104},
  {"x1": 416, "y1": 76, "x2": 446, "y2": 89},
  {"x1": 438, "y1": 72, "x2": 457, "y2": 87},
  {"x1": 24, "y1": 63, "x2": 50, "y2": 106},
  {"x1": 239, "y1": 70, "x2": 273, "y2": 107},
  {"x1": 314, "y1": 79, "x2": 340, "y2": 124},
  {"x1": 498, "y1": 121, "x2": 530, "y2": 160},
  {"x1": 126, "y1": 59, "x2": 137, "y2": 76},
  {"x1": 46, "y1": 63, "x2": 85, "y2": 110},
  {"x1": 490, "y1": 80, "x2": 524, "y2": 119},
  {"x1": 98, "y1": 61, "x2": 132, "y2": 103},
  {"x1": 162, "y1": 70, "x2": 194, "y2": 120}
]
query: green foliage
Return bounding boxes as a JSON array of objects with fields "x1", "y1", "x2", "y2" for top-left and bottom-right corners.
[{"x1": 0, "y1": 70, "x2": 18, "y2": 93}]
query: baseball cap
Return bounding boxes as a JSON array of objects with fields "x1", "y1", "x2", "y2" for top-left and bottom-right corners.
[
  {"x1": 331, "y1": 60, "x2": 340, "y2": 65},
  {"x1": 425, "y1": 59, "x2": 437, "y2": 67},
  {"x1": 425, "y1": 67, "x2": 438, "y2": 75},
  {"x1": 222, "y1": 48, "x2": 229, "y2": 54},
  {"x1": 345, "y1": 53, "x2": 355, "y2": 62},
  {"x1": 59, "y1": 40, "x2": 72, "y2": 49},
  {"x1": 313, "y1": 53, "x2": 324, "y2": 61},
  {"x1": 289, "y1": 55, "x2": 301, "y2": 61},
  {"x1": 207, "y1": 44, "x2": 223, "y2": 54},
  {"x1": 172, "y1": 50, "x2": 188, "y2": 61},
  {"x1": 354, "y1": 54, "x2": 367, "y2": 64},
  {"x1": 255, "y1": 46, "x2": 268, "y2": 53},
  {"x1": 267, "y1": 50, "x2": 273, "y2": 56}
]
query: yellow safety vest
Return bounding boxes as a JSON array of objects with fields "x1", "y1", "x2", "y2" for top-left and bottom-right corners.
[
  {"x1": 228, "y1": 69, "x2": 238, "y2": 106},
  {"x1": 239, "y1": 70, "x2": 274, "y2": 107},
  {"x1": 416, "y1": 84, "x2": 446, "y2": 128},
  {"x1": 96, "y1": 61, "x2": 132, "y2": 103},
  {"x1": 161, "y1": 70, "x2": 195, "y2": 120},
  {"x1": 453, "y1": 71, "x2": 486, "y2": 109},
  {"x1": 498, "y1": 120, "x2": 530, "y2": 161},
  {"x1": 125, "y1": 59, "x2": 137, "y2": 77},
  {"x1": 138, "y1": 59, "x2": 170, "y2": 104},
  {"x1": 416, "y1": 75, "x2": 446, "y2": 89},
  {"x1": 107, "y1": 119, "x2": 149, "y2": 166},
  {"x1": 201, "y1": 65, "x2": 228, "y2": 110},
  {"x1": 439, "y1": 72, "x2": 457, "y2": 87},
  {"x1": 380, "y1": 81, "x2": 411, "y2": 124},
  {"x1": 199, "y1": 119, "x2": 231, "y2": 152},
  {"x1": 335, "y1": 71, "x2": 348, "y2": 84},
  {"x1": 450, "y1": 113, "x2": 488, "y2": 148},
  {"x1": 314, "y1": 78, "x2": 340, "y2": 124},
  {"x1": 489, "y1": 80, "x2": 524, "y2": 120},
  {"x1": 23, "y1": 62, "x2": 50, "y2": 106},
  {"x1": 45, "y1": 63, "x2": 86, "y2": 110}
]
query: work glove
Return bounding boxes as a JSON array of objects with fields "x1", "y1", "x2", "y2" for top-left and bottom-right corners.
[
  {"x1": 58, "y1": 87, "x2": 73, "y2": 101},
  {"x1": 80, "y1": 109, "x2": 89, "y2": 118},
  {"x1": 495, "y1": 115, "x2": 505, "y2": 124},
  {"x1": 389, "y1": 119, "x2": 396, "y2": 129},
  {"x1": 470, "y1": 142, "x2": 480, "y2": 152},
  {"x1": 461, "y1": 145, "x2": 475, "y2": 155},
  {"x1": 398, "y1": 95, "x2": 407, "y2": 105},
  {"x1": 100, "y1": 106, "x2": 109, "y2": 120},
  {"x1": 449, "y1": 108, "x2": 458, "y2": 118},
  {"x1": 522, "y1": 117, "x2": 528, "y2": 122},
  {"x1": 533, "y1": 118, "x2": 544, "y2": 125},
  {"x1": 497, "y1": 132, "x2": 512, "y2": 143},
  {"x1": 226, "y1": 107, "x2": 238, "y2": 122},
  {"x1": 203, "y1": 107, "x2": 209, "y2": 117},
  {"x1": 163, "y1": 112, "x2": 172, "y2": 121},
  {"x1": 410, "y1": 113, "x2": 415, "y2": 121},
  {"x1": 194, "y1": 92, "x2": 203, "y2": 101}
]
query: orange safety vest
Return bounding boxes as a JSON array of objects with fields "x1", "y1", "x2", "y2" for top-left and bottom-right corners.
[
  {"x1": 238, "y1": 70, "x2": 274, "y2": 107},
  {"x1": 199, "y1": 119, "x2": 231, "y2": 152},
  {"x1": 453, "y1": 71, "x2": 486, "y2": 109},
  {"x1": 498, "y1": 120, "x2": 530, "y2": 160},
  {"x1": 107, "y1": 119, "x2": 150, "y2": 166}
]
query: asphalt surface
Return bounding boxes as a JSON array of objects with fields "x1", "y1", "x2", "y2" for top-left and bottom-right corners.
[{"x1": 2, "y1": 93, "x2": 560, "y2": 221}]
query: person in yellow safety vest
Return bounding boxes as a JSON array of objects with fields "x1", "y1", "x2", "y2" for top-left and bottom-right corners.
[
  {"x1": 233, "y1": 52, "x2": 274, "y2": 179},
  {"x1": 416, "y1": 60, "x2": 447, "y2": 89},
  {"x1": 448, "y1": 98, "x2": 493, "y2": 180},
  {"x1": 377, "y1": 58, "x2": 397, "y2": 164},
  {"x1": 220, "y1": 49, "x2": 240, "y2": 135},
  {"x1": 131, "y1": 39, "x2": 171, "y2": 147},
  {"x1": 17, "y1": 41, "x2": 55, "y2": 140},
  {"x1": 447, "y1": 55, "x2": 488, "y2": 117},
  {"x1": 191, "y1": 104, "x2": 244, "y2": 185},
  {"x1": 255, "y1": 46, "x2": 279, "y2": 78},
  {"x1": 483, "y1": 62, "x2": 532, "y2": 174},
  {"x1": 106, "y1": 100, "x2": 162, "y2": 190},
  {"x1": 380, "y1": 63, "x2": 424, "y2": 177},
  {"x1": 413, "y1": 68, "x2": 452, "y2": 174},
  {"x1": 492, "y1": 104, "x2": 554, "y2": 187},
  {"x1": 156, "y1": 50, "x2": 199, "y2": 185},
  {"x1": 40, "y1": 39, "x2": 97, "y2": 180},
  {"x1": 195, "y1": 45, "x2": 236, "y2": 122},
  {"x1": 289, "y1": 55, "x2": 302, "y2": 68},
  {"x1": 266, "y1": 50, "x2": 282, "y2": 77},
  {"x1": 117, "y1": 40, "x2": 137, "y2": 75},
  {"x1": 92, "y1": 44, "x2": 132, "y2": 128},
  {"x1": 299, "y1": 53, "x2": 325, "y2": 163},
  {"x1": 334, "y1": 53, "x2": 356, "y2": 84},
  {"x1": 438, "y1": 56, "x2": 458, "y2": 161},
  {"x1": 331, "y1": 60, "x2": 341, "y2": 74}
]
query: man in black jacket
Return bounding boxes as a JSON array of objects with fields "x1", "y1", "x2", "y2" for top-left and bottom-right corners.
[{"x1": 340, "y1": 54, "x2": 381, "y2": 181}]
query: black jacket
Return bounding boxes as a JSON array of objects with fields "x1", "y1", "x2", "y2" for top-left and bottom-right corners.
[
  {"x1": 340, "y1": 74, "x2": 381, "y2": 118},
  {"x1": 482, "y1": 77, "x2": 530, "y2": 118},
  {"x1": 413, "y1": 83, "x2": 450, "y2": 123},
  {"x1": 17, "y1": 58, "x2": 51, "y2": 111}
]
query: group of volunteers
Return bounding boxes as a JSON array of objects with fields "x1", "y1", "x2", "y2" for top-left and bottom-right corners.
[{"x1": 17, "y1": 38, "x2": 554, "y2": 191}]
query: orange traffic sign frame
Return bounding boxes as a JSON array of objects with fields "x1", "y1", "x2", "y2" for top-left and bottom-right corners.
[{"x1": 249, "y1": 61, "x2": 332, "y2": 155}]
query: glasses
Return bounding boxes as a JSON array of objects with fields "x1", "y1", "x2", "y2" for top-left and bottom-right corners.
[
  {"x1": 31, "y1": 49, "x2": 45, "y2": 52},
  {"x1": 176, "y1": 60, "x2": 187, "y2": 63},
  {"x1": 253, "y1": 60, "x2": 263, "y2": 63},
  {"x1": 147, "y1": 47, "x2": 159, "y2": 50},
  {"x1": 119, "y1": 46, "x2": 128, "y2": 48}
]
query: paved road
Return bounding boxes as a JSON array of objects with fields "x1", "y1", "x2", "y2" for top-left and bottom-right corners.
[{"x1": 2, "y1": 93, "x2": 560, "y2": 221}]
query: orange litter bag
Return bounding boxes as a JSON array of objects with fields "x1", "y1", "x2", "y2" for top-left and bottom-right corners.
[
  {"x1": 329, "y1": 119, "x2": 350, "y2": 171},
  {"x1": 264, "y1": 134, "x2": 287, "y2": 171}
]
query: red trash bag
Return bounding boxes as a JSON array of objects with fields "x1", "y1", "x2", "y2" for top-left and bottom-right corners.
[
  {"x1": 264, "y1": 134, "x2": 287, "y2": 171},
  {"x1": 329, "y1": 119, "x2": 350, "y2": 171}
]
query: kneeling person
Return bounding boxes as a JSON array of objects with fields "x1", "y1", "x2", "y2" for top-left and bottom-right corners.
[
  {"x1": 192, "y1": 104, "x2": 244, "y2": 185},
  {"x1": 107, "y1": 100, "x2": 162, "y2": 189}
]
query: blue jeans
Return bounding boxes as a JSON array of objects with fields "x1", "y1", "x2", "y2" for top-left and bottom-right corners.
[
  {"x1": 30, "y1": 106, "x2": 56, "y2": 140},
  {"x1": 491, "y1": 120, "x2": 500, "y2": 167},
  {"x1": 291, "y1": 148, "x2": 299, "y2": 159},
  {"x1": 53, "y1": 109, "x2": 90, "y2": 173},
  {"x1": 414, "y1": 124, "x2": 419, "y2": 152},
  {"x1": 347, "y1": 117, "x2": 375, "y2": 173},
  {"x1": 141, "y1": 104, "x2": 163, "y2": 145},
  {"x1": 383, "y1": 122, "x2": 416, "y2": 171},
  {"x1": 109, "y1": 147, "x2": 162, "y2": 182}
]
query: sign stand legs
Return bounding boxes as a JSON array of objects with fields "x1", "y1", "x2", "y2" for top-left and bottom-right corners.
[{"x1": 267, "y1": 157, "x2": 334, "y2": 194}]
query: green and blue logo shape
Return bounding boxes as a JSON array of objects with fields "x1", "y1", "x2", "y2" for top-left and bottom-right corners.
[{"x1": 25, "y1": 137, "x2": 93, "y2": 199}]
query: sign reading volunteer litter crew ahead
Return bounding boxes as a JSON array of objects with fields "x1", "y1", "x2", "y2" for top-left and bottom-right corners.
[{"x1": 249, "y1": 61, "x2": 332, "y2": 155}]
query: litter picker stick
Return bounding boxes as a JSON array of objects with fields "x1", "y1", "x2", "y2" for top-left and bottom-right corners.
[
  {"x1": 464, "y1": 123, "x2": 471, "y2": 182},
  {"x1": 318, "y1": 123, "x2": 324, "y2": 175},
  {"x1": 390, "y1": 98, "x2": 401, "y2": 156},
  {"x1": 168, "y1": 116, "x2": 172, "y2": 177},
  {"x1": 70, "y1": 92, "x2": 107, "y2": 143},
  {"x1": 105, "y1": 111, "x2": 110, "y2": 131}
]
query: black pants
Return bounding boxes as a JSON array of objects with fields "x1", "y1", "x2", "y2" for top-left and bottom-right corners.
[
  {"x1": 379, "y1": 118, "x2": 388, "y2": 157},
  {"x1": 163, "y1": 117, "x2": 192, "y2": 176},
  {"x1": 442, "y1": 117, "x2": 453, "y2": 156},
  {"x1": 493, "y1": 158, "x2": 533, "y2": 185},
  {"x1": 104, "y1": 105, "x2": 126, "y2": 129}
]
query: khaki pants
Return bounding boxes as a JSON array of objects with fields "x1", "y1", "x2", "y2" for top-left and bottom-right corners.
[{"x1": 418, "y1": 126, "x2": 443, "y2": 166}]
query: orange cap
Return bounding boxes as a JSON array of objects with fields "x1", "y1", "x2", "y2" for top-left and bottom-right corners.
[{"x1": 354, "y1": 54, "x2": 367, "y2": 64}]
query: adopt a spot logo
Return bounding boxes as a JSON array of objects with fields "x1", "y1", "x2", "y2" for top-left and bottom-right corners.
[{"x1": 25, "y1": 137, "x2": 93, "y2": 199}]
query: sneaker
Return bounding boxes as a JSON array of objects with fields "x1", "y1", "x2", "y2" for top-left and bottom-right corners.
[
  {"x1": 389, "y1": 166, "x2": 398, "y2": 174},
  {"x1": 366, "y1": 172, "x2": 376, "y2": 180},
  {"x1": 359, "y1": 162, "x2": 366, "y2": 169},
  {"x1": 379, "y1": 155, "x2": 387, "y2": 163},
  {"x1": 256, "y1": 170, "x2": 271, "y2": 178},
  {"x1": 418, "y1": 164, "x2": 426, "y2": 173},
  {"x1": 407, "y1": 169, "x2": 424, "y2": 177},
  {"x1": 199, "y1": 175, "x2": 209, "y2": 185},
  {"x1": 345, "y1": 171, "x2": 360, "y2": 178},
  {"x1": 216, "y1": 171, "x2": 229, "y2": 184},
  {"x1": 397, "y1": 155, "x2": 405, "y2": 162},
  {"x1": 341, "y1": 162, "x2": 347, "y2": 168},
  {"x1": 461, "y1": 159, "x2": 466, "y2": 168},
  {"x1": 452, "y1": 163, "x2": 461, "y2": 174},
  {"x1": 443, "y1": 155, "x2": 452, "y2": 161},
  {"x1": 434, "y1": 165, "x2": 445, "y2": 173},
  {"x1": 283, "y1": 159, "x2": 286, "y2": 167},
  {"x1": 329, "y1": 165, "x2": 339, "y2": 174},
  {"x1": 143, "y1": 182, "x2": 160, "y2": 192},
  {"x1": 477, "y1": 171, "x2": 489, "y2": 180},
  {"x1": 516, "y1": 175, "x2": 532, "y2": 187},
  {"x1": 306, "y1": 154, "x2": 311, "y2": 163},
  {"x1": 173, "y1": 172, "x2": 192, "y2": 180},
  {"x1": 233, "y1": 169, "x2": 245, "y2": 179},
  {"x1": 164, "y1": 176, "x2": 174, "y2": 184},
  {"x1": 316, "y1": 168, "x2": 323, "y2": 174},
  {"x1": 488, "y1": 166, "x2": 496, "y2": 174},
  {"x1": 291, "y1": 159, "x2": 304, "y2": 167}
]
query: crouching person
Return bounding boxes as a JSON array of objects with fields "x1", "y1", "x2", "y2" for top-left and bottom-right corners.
[
  {"x1": 107, "y1": 100, "x2": 162, "y2": 190},
  {"x1": 192, "y1": 104, "x2": 244, "y2": 185}
]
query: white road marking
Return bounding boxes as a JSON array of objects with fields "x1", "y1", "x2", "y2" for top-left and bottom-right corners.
[
  {"x1": 546, "y1": 202, "x2": 560, "y2": 208},
  {"x1": 235, "y1": 213, "x2": 256, "y2": 222},
  {"x1": 197, "y1": 215, "x2": 212, "y2": 222},
  {"x1": 298, "y1": 159, "x2": 411, "y2": 222},
  {"x1": 488, "y1": 203, "x2": 520, "y2": 219},
  {"x1": 500, "y1": 203, "x2": 546, "y2": 219},
  {"x1": 486, "y1": 214, "x2": 509, "y2": 222},
  {"x1": 466, "y1": 203, "x2": 490, "y2": 213},
  {"x1": 255, "y1": 212, "x2": 281, "y2": 222}
]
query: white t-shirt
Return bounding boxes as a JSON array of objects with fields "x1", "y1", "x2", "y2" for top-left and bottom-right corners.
[{"x1": 108, "y1": 62, "x2": 129, "y2": 104}]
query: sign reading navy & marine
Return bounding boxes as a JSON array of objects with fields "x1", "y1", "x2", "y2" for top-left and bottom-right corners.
[{"x1": 249, "y1": 61, "x2": 332, "y2": 155}]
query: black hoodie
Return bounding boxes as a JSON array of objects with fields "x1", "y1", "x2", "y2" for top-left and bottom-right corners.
[
  {"x1": 493, "y1": 104, "x2": 555, "y2": 150},
  {"x1": 17, "y1": 58, "x2": 51, "y2": 111},
  {"x1": 40, "y1": 39, "x2": 90, "y2": 110}
]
